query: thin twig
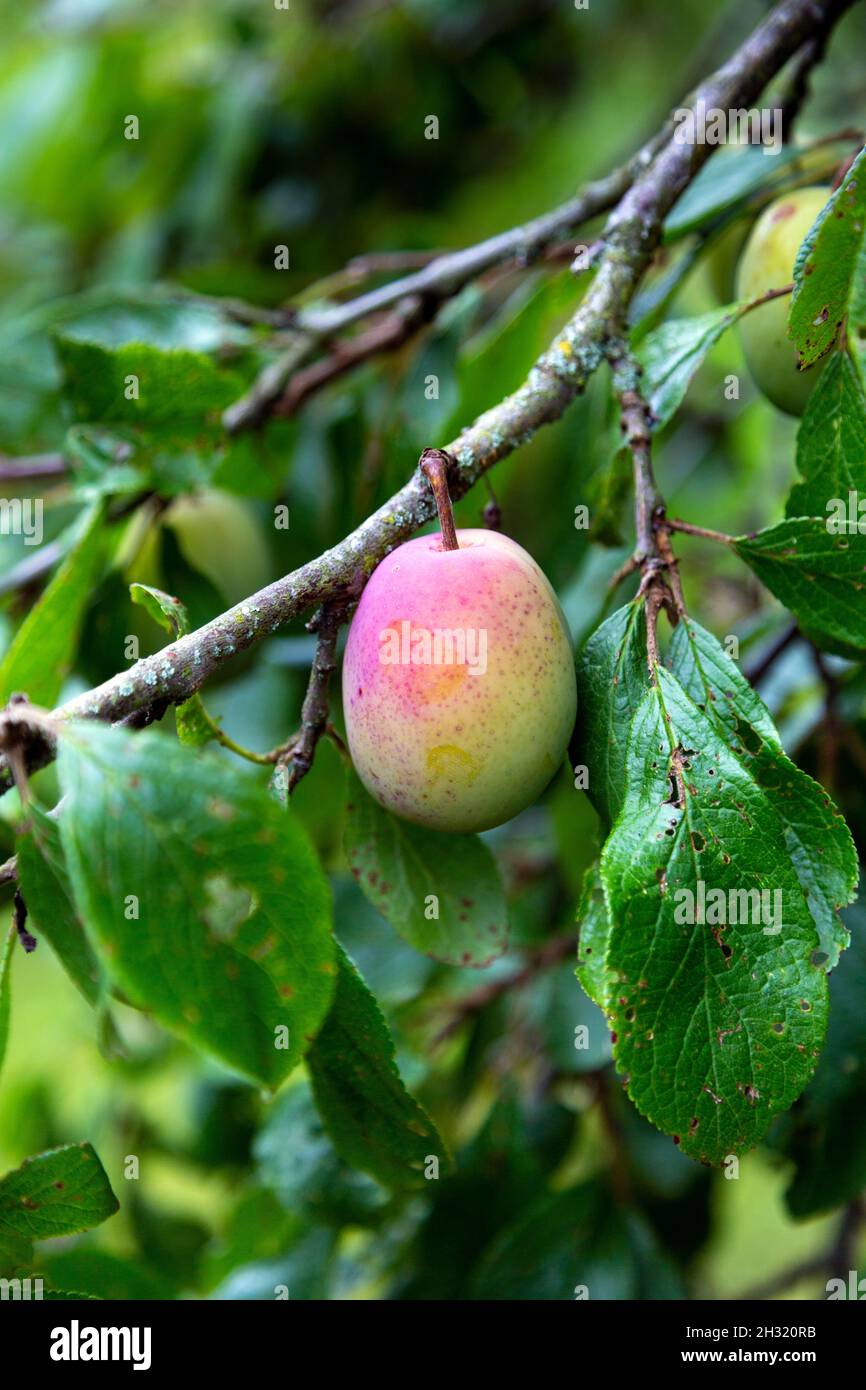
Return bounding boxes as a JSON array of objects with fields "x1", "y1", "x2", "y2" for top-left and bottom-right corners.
[
  {"x1": 0, "y1": 453, "x2": 67, "y2": 482},
  {"x1": 608, "y1": 350, "x2": 662, "y2": 564},
  {"x1": 779, "y1": 25, "x2": 832, "y2": 137},
  {"x1": 289, "y1": 144, "x2": 671, "y2": 340},
  {"x1": 743, "y1": 621, "x2": 799, "y2": 685},
  {"x1": 607, "y1": 552, "x2": 641, "y2": 592},
  {"x1": 279, "y1": 600, "x2": 349, "y2": 793},
  {"x1": 666, "y1": 517, "x2": 735, "y2": 544},
  {"x1": 607, "y1": 345, "x2": 681, "y2": 664},
  {"x1": 221, "y1": 332, "x2": 314, "y2": 434},
  {"x1": 590, "y1": 1068, "x2": 634, "y2": 1204},
  {"x1": 432, "y1": 934, "x2": 578, "y2": 1046},
  {"x1": 272, "y1": 295, "x2": 435, "y2": 419},
  {"x1": 223, "y1": 129, "x2": 675, "y2": 434},
  {"x1": 0, "y1": 541, "x2": 65, "y2": 599}
]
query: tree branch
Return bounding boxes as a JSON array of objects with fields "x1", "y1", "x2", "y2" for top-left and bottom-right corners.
[
  {"x1": 272, "y1": 293, "x2": 436, "y2": 419},
  {"x1": 0, "y1": 453, "x2": 67, "y2": 482},
  {"x1": 222, "y1": 128, "x2": 675, "y2": 434},
  {"x1": 743, "y1": 621, "x2": 800, "y2": 685},
  {"x1": 278, "y1": 600, "x2": 349, "y2": 793},
  {"x1": 0, "y1": 0, "x2": 852, "y2": 798},
  {"x1": 607, "y1": 345, "x2": 682, "y2": 666}
]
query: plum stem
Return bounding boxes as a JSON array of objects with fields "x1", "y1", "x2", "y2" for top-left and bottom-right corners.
[{"x1": 419, "y1": 448, "x2": 460, "y2": 551}]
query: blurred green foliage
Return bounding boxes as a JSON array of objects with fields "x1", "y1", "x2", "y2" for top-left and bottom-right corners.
[{"x1": 2, "y1": 0, "x2": 866, "y2": 1301}]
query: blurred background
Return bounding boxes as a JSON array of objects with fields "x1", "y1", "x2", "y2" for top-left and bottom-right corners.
[{"x1": 1, "y1": 0, "x2": 866, "y2": 1299}]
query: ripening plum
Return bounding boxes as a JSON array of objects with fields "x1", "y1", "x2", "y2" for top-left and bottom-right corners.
[
  {"x1": 342, "y1": 528, "x2": 577, "y2": 833},
  {"x1": 735, "y1": 185, "x2": 829, "y2": 416}
]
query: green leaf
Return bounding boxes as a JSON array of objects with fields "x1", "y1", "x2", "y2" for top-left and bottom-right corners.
[
  {"x1": 209, "y1": 1229, "x2": 335, "y2": 1301},
  {"x1": 16, "y1": 804, "x2": 105, "y2": 1007},
  {"x1": 790, "y1": 146, "x2": 865, "y2": 368},
  {"x1": 575, "y1": 860, "x2": 614, "y2": 1010},
  {"x1": 54, "y1": 336, "x2": 242, "y2": 430},
  {"x1": 636, "y1": 305, "x2": 746, "y2": 430},
  {"x1": 129, "y1": 581, "x2": 191, "y2": 637},
  {"x1": 786, "y1": 350, "x2": 866, "y2": 518},
  {"x1": 0, "y1": 501, "x2": 108, "y2": 707},
  {"x1": 590, "y1": 443, "x2": 633, "y2": 546},
  {"x1": 254, "y1": 1080, "x2": 387, "y2": 1227},
  {"x1": 40, "y1": 1249, "x2": 174, "y2": 1301},
  {"x1": 66, "y1": 424, "x2": 220, "y2": 501},
  {"x1": 778, "y1": 901, "x2": 866, "y2": 1216},
  {"x1": 0, "y1": 1143, "x2": 119, "y2": 1276},
  {"x1": 0, "y1": 925, "x2": 14, "y2": 1082},
  {"x1": 668, "y1": 616, "x2": 858, "y2": 970},
  {"x1": 469, "y1": 1179, "x2": 683, "y2": 1299},
  {"x1": 343, "y1": 772, "x2": 507, "y2": 967},
  {"x1": 598, "y1": 667, "x2": 828, "y2": 1163},
  {"x1": 55, "y1": 722, "x2": 335, "y2": 1088},
  {"x1": 663, "y1": 144, "x2": 812, "y2": 241},
  {"x1": 445, "y1": 271, "x2": 584, "y2": 437},
  {"x1": 42, "y1": 1289, "x2": 102, "y2": 1301},
  {"x1": 59, "y1": 290, "x2": 256, "y2": 354},
  {"x1": 574, "y1": 602, "x2": 649, "y2": 826},
  {"x1": 129, "y1": 582, "x2": 215, "y2": 747},
  {"x1": 527, "y1": 955, "x2": 611, "y2": 1073},
  {"x1": 733, "y1": 517, "x2": 866, "y2": 654},
  {"x1": 307, "y1": 943, "x2": 451, "y2": 1189}
]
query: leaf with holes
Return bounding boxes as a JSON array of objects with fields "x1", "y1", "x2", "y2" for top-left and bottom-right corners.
[
  {"x1": 344, "y1": 773, "x2": 507, "y2": 966},
  {"x1": 307, "y1": 944, "x2": 451, "y2": 1189},
  {"x1": 0, "y1": 1143, "x2": 119, "y2": 1276},
  {"x1": 56, "y1": 722, "x2": 335, "y2": 1087},
  {"x1": 789, "y1": 145, "x2": 866, "y2": 368},
  {"x1": 668, "y1": 616, "x2": 858, "y2": 970},
  {"x1": 733, "y1": 517, "x2": 866, "y2": 655},
  {"x1": 599, "y1": 667, "x2": 828, "y2": 1163}
]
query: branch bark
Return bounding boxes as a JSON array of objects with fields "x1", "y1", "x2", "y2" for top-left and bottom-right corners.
[
  {"x1": 279, "y1": 600, "x2": 348, "y2": 793},
  {"x1": 0, "y1": 0, "x2": 852, "y2": 797}
]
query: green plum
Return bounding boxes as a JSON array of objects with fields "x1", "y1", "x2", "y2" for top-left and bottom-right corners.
[
  {"x1": 735, "y1": 185, "x2": 829, "y2": 417},
  {"x1": 164, "y1": 489, "x2": 271, "y2": 605}
]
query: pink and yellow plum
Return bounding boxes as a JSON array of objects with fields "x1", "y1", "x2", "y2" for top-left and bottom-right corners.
[{"x1": 342, "y1": 528, "x2": 577, "y2": 833}]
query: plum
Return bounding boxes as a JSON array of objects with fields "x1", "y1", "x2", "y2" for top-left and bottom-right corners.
[
  {"x1": 342, "y1": 524, "x2": 577, "y2": 833},
  {"x1": 165, "y1": 489, "x2": 271, "y2": 604},
  {"x1": 735, "y1": 185, "x2": 829, "y2": 417}
]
